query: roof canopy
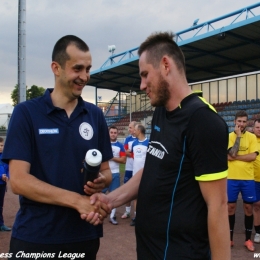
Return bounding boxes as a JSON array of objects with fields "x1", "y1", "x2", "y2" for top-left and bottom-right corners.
[{"x1": 88, "y1": 3, "x2": 260, "y2": 94}]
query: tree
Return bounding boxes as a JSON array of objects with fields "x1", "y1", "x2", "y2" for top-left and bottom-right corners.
[
  {"x1": 11, "y1": 84, "x2": 26, "y2": 106},
  {"x1": 11, "y1": 84, "x2": 45, "y2": 106},
  {"x1": 27, "y1": 85, "x2": 45, "y2": 100}
]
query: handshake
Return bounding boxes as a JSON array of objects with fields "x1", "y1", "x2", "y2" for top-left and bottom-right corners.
[
  {"x1": 79, "y1": 151, "x2": 114, "y2": 225},
  {"x1": 79, "y1": 192, "x2": 113, "y2": 226},
  {"x1": 79, "y1": 161, "x2": 140, "y2": 226}
]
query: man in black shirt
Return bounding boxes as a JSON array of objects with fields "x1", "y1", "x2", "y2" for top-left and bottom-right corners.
[{"x1": 88, "y1": 32, "x2": 230, "y2": 260}]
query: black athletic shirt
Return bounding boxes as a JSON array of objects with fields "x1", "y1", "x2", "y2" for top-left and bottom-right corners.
[{"x1": 135, "y1": 93, "x2": 228, "y2": 260}]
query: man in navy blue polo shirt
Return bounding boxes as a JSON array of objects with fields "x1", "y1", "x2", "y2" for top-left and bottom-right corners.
[{"x1": 2, "y1": 35, "x2": 113, "y2": 259}]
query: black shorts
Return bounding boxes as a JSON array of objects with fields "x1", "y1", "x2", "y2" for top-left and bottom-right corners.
[{"x1": 9, "y1": 237, "x2": 100, "y2": 260}]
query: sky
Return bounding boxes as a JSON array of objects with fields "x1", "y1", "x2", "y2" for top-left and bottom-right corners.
[{"x1": 0, "y1": 0, "x2": 259, "y2": 105}]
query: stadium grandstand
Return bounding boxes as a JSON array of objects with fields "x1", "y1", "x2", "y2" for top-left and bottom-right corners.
[{"x1": 88, "y1": 3, "x2": 260, "y2": 139}]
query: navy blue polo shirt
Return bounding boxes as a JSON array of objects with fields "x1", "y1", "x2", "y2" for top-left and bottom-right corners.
[{"x1": 2, "y1": 89, "x2": 113, "y2": 244}]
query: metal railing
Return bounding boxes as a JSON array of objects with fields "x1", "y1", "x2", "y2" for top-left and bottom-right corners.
[{"x1": 93, "y1": 3, "x2": 260, "y2": 71}]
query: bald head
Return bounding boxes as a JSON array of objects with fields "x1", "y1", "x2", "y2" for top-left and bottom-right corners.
[{"x1": 128, "y1": 121, "x2": 137, "y2": 135}]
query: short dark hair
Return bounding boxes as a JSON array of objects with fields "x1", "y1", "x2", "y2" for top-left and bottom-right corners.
[
  {"x1": 235, "y1": 110, "x2": 248, "y2": 120},
  {"x1": 109, "y1": 125, "x2": 118, "y2": 131},
  {"x1": 138, "y1": 31, "x2": 186, "y2": 73},
  {"x1": 136, "y1": 124, "x2": 146, "y2": 135},
  {"x1": 52, "y1": 35, "x2": 89, "y2": 68},
  {"x1": 0, "y1": 137, "x2": 4, "y2": 142},
  {"x1": 254, "y1": 118, "x2": 260, "y2": 124}
]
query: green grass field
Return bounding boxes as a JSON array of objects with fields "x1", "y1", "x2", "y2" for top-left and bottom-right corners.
[{"x1": 120, "y1": 163, "x2": 125, "y2": 174}]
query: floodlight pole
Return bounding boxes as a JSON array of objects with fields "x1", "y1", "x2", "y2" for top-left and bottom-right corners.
[
  {"x1": 129, "y1": 90, "x2": 137, "y2": 123},
  {"x1": 130, "y1": 90, "x2": 132, "y2": 123},
  {"x1": 18, "y1": 0, "x2": 26, "y2": 103}
]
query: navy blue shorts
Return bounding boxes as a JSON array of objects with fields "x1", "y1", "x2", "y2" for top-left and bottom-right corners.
[
  {"x1": 228, "y1": 179, "x2": 256, "y2": 203},
  {"x1": 123, "y1": 170, "x2": 133, "y2": 184},
  {"x1": 102, "y1": 173, "x2": 120, "y2": 193},
  {"x1": 255, "y1": 181, "x2": 260, "y2": 202}
]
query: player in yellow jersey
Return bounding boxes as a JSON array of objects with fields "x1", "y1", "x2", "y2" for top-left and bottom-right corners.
[
  {"x1": 253, "y1": 119, "x2": 260, "y2": 243},
  {"x1": 228, "y1": 110, "x2": 258, "y2": 252}
]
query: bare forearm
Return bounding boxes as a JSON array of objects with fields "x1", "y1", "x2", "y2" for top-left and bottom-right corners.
[
  {"x1": 208, "y1": 203, "x2": 231, "y2": 260},
  {"x1": 125, "y1": 150, "x2": 132, "y2": 157},
  {"x1": 107, "y1": 169, "x2": 142, "y2": 208},
  {"x1": 199, "y1": 179, "x2": 230, "y2": 260},
  {"x1": 234, "y1": 153, "x2": 257, "y2": 162},
  {"x1": 10, "y1": 170, "x2": 84, "y2": 209},
  {"x1": 229, "y1": 137, "x2": 241, "y2": 157},
  {"x1": 9, "y1": 160, "x2": 96, "y2": 215},
  {"x1": 111, "y1": 157, "x2": 126, "y2": 164},
  {"x1": 100, "y1": 169, "x2": 112, "y2": 187},
  {"x1": 100, "y1": 161, "x2": 112, "y2": 187}
]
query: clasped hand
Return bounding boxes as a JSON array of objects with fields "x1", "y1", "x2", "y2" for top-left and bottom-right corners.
[
  {"x1": 80, "y1": 173, "x2": 112, "y2": 225},
  {"x1": 84, "y1": 172, "x2": 107, "y2": 195},
  {"x1": 80, "y1": 193, "x2": 112, "y2": 226}
]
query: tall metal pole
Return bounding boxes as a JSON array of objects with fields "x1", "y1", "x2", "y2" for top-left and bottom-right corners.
[
  {"x1": 129, "y1": 91, "x2": 132, "y2": 123},
  {"x1": 95, "y1": 87, "x2": 98, "y2": 105},
  {"x1": 18, "y1": 0, "x2": 26, "y2": 103}
]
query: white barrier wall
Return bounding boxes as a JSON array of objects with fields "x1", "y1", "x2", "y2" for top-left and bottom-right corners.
[{"x1": 0, "y1": 103, "x2": 13, "y2": 129}]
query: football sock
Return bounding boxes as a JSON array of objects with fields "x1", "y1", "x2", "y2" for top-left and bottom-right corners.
[
  {"x1": 255, "y1": 225, "x2": 260, "y2": 234},
  {"x1": 110, "y1": 208, "x2": 116, "y2": 219},
  {"x1": 229, "y1": 214, "x2": 235, "y2": 241},
  {"x1": 245, "y1": 215, "x2": 253, "y2": 241}
]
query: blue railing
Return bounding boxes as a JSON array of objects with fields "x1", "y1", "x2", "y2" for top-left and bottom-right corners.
[{"x1": 92, "y1": 3, "x2": 260, "y2": 72}]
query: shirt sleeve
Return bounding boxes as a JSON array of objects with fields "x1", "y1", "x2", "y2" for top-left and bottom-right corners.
[
  {"x1": 249, "y1": 134, "x2": 258, "y2": 154},
  {"x1": 120, "y1": 143, "x2": 126, "y2": 157},
  {"x1": 0, "y1": 165, "x2": 4, "y2": 179},
  {"x1": 187, "y1": 107, "x2": 229, "y2": 181},
  {"x1": 124, "y1": 137, "x2": 129, "y2": 150},
  {"x1": 2, "y1": 104, "x2": 33, "y2": 164},
  {"x1": 228, "y1": 132, "x2": 236, "y2": 150}
]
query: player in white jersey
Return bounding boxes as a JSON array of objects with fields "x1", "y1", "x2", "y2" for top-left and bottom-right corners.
[
  {"x1": 121, "y1": 121, "x2": 137, "y2": 219},
  {"x1": 130, "y1": 124, "x2": 149, "y2": 226},
  {"x1": 107, "y1": 126, "x2": 126, "y2": 225}
]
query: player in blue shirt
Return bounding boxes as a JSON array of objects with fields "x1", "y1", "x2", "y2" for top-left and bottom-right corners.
[
  {"x1": 0, "y1": 137, "x2": 11, "y2": 232},
  {"x1": 2, "y1": 35, "x2": 112, "y2": 259}
]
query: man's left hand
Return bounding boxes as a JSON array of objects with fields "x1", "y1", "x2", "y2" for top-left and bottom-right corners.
[{"x1": 84, "y1": 172, "x2": 106, "y2": 195}]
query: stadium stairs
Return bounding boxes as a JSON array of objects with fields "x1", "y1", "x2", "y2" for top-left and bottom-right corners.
[
  {"x1": 105, "y1": 110, "x2": 154, "y2": 138},
  {"x1": 105, "y1": 99, "x2": 260, "y2": 139},
  {"x1": 213, "y1": 99, "x2": 260, "y2": 132}
]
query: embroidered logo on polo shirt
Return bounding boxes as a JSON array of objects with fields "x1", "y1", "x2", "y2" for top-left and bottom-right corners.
[
  {"x1": 79, "y1": 122, "x2": 93, "y2": 140},
  {"x1": 39, "y1": 128, "x2": 59, "y2": 134}
]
